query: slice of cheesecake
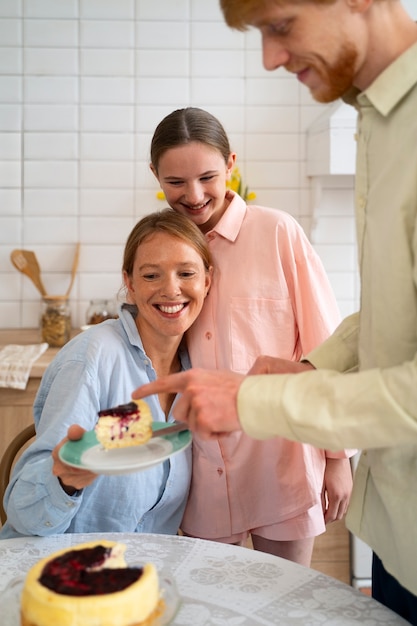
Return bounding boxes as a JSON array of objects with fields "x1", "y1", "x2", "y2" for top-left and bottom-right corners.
[{"x1": 95, "y1": 400, "x2": 153, "y2": 450}]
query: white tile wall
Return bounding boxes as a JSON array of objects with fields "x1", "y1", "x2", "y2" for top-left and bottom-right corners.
[{"x1": 0, "y1": 0, "x2": 360, "y2": 329}]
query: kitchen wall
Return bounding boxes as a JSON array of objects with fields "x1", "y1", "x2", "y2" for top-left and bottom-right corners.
[{"x1": 0, "y1": 0, "x2": 367, "y2": 329}]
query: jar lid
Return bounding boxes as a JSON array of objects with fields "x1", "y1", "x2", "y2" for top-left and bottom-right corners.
[{"x1": 42, "y1": 295, "x2": 69, "y2": 302}]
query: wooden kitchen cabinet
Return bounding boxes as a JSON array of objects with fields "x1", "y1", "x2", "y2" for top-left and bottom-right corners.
[
  {"x1": 0, "y1": 329, "x2": 77, "y2": 462},
  {"x1": 311, "y1": 519, "x2": 350, "y2": 584},
  {"x1": 0, "y1": 380, "x2": 39, "y2": 461}
]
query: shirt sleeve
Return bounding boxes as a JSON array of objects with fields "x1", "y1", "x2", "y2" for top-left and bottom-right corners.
[
  {"x1": 238, "y1": 357, "x2": 417, "y2": 451},
  {"x1": 305, "y1": 312, "x2": 360, "y2": 458},
  {"x1": 280, "y1": 221, "x2": 341, "y2": 356},
  {"x1": 306, "y1": 312, "x2": 360, "y2": 374},
  {"x1": 283, "y1": 224, "x2": 357, "y2": 458},
  {"x1": 3, "y1": 356, "x2": 98, "y2": 536},
  {"x1": 4, "y1": 455, "x2": 83, "y2": 536}
]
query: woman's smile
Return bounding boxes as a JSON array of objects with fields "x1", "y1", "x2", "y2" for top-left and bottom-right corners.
[{"x1": 156, "y1": 302, "x2": 188, "y2": 315}]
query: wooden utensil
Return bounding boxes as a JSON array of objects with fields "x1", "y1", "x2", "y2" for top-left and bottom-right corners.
[
  {"x1": 65, "y1": 243, "x2": 80, "y2": 296},
  {"x1": 10, "y1": 249, "x2": 47, "y2": 296}
]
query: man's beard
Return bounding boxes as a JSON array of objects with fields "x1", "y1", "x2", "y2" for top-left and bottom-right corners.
[{"x1": 308, "y1": 42, "x2": 358, "y2": 103}]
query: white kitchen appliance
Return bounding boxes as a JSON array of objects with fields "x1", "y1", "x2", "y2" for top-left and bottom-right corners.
[{"x1": 350, "y1": 454, "x2": 372, "y2": 592}]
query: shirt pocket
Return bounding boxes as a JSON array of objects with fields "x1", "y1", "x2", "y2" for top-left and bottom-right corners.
[{"x1": 230, "y1": 297, "x2": 299, "y2": 372}]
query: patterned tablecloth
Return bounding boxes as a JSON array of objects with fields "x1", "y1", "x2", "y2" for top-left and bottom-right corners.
[{"x1": 0, "y1": 532, "x2": 408, "y2": 625}]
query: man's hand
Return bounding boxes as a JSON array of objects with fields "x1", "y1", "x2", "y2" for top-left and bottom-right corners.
[
  {"x1": 132, "y1": 368, "x2": 245, "y2": 438},
  {"x1": 248, "y1": 355, "x2": 315, "y2": 375},
  {"x1": 52, "y1": 424, "x2": 97, "y2": 495}
]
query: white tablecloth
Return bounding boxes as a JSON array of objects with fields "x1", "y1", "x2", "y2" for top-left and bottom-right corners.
[{"x1": 0, "y1": 532, "x2": 408, "y2": 625}]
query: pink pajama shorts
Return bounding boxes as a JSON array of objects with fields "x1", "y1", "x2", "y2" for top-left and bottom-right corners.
[{"x1": 206, "y1": 504, "x2": 326, "y2": 543}]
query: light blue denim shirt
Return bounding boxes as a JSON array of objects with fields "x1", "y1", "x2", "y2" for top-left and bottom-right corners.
[{"x1": 0, "y1": 305, "x2": 191, "y2": 538}]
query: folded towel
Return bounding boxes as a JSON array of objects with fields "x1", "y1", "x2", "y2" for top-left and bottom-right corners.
[{"x1": 0, "y1": 343, "x2": 49, "y2": 390}]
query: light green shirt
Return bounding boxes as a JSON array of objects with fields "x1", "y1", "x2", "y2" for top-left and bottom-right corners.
[{"x1": 238, "y1": 42, "x2": 417, "y2": 594}]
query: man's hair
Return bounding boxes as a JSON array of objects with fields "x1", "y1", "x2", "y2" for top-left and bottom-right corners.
[{"x1": 220, "y1": 0, "x2": 337, "y2": 30}]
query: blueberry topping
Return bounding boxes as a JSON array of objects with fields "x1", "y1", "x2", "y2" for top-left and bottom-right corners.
[
  {"x1": 39, "y1": 546, "x2": 143, "y2": 596},
  {"x1": 98, "y1": 401, "x2": 139, "y2": 418}
]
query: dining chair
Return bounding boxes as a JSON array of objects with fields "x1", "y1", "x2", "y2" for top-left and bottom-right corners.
[{"x1": 0, "y1": 423, "x2": 36, "y2": 525}]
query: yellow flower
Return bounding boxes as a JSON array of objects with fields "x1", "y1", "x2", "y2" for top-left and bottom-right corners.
[{"x1": 226, "y1": 167, "x2": 256, "y2": 202}]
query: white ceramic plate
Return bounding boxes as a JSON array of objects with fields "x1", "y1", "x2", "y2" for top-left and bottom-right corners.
[
  {"x1": 0, "y1": 569, "x2": 180, "y2": 626},
  {"x1": 58, "y1": 422, "x2": 191, "y2": 475}
]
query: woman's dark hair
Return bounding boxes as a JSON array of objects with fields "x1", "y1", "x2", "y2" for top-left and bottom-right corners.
[
  {"x1": 150, "y1": 107, "x2": 232, "y2": 173},
  {"x1": 123, "y1": 208, "x2": 213, "y2": 278}
]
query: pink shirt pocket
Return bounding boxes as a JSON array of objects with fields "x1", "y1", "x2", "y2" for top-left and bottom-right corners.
[{"x1": 230, "y1": 297, "x2": 301, "y2": 373}]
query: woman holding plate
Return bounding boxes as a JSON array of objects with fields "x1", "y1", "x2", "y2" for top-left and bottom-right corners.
[{"x1": 0, "y1": 209, "x2": 212, "y2": 538}]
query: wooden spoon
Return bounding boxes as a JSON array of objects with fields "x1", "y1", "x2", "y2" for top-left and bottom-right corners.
[
  {"x1": 10, "y1": 249, "x2": 47, "y2": 296},
  {"x1": 66, "y1": 243, "x2": 80, "y2": 296}
]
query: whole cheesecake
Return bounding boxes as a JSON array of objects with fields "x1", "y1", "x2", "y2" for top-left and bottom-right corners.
[{"x1": 20, "y1": 540, "x2": 163, "y2": 626}]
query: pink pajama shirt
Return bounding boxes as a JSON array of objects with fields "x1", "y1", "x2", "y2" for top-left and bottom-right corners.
[{"x1": 182, "y1": 192, "x2": 354, "y2": 541}]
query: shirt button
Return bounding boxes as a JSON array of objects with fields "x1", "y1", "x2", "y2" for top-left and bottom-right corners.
[
  {"x1": 44, "y1": 521, "x2": 52, "y2": 527},
  {"x1": 205, "y1": 332, "x2": 212, "y2": 340},
  {"x1": 217, "y1": 468, "x2": 223, "y2": 476},
  {"x1": 207, "y1": 233, "x2": 216, "y2": 241}
]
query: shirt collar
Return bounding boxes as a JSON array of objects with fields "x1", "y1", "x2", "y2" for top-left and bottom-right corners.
[
  {"x1": 207, "y1": 190, "x2": 247, "y2": 242},
  {"x1": 119, "y1": 304, "x2": 145, "y2": 351},
  {"x1": 343, "y1": 40, "x2": 417, "y2": 116}
]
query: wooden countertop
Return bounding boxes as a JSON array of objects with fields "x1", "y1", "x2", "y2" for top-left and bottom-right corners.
[{"x1": 0, "y1": 329, "x2": 80, "y2": 378}]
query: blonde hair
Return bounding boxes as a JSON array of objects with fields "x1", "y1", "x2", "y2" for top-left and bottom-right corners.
[{"x1": 123, "y1": 209, "x2": 212, "y2": 278}]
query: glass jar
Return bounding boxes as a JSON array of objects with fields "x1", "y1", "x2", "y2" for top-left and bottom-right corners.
[
  {"x1": 86, "y1": 299, "x2": 118, "y2": 326},
  {"x1": 40, "y1": 295, "x2": 72, "y2": 347}
]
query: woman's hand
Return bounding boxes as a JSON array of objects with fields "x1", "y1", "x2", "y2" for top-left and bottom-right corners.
[
  {"x1": 321, "y1": 458, "x2": 353, "y2": 523},
  {"x1": 52, "y1": 424, "x2": 98, "y2": 495}
]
